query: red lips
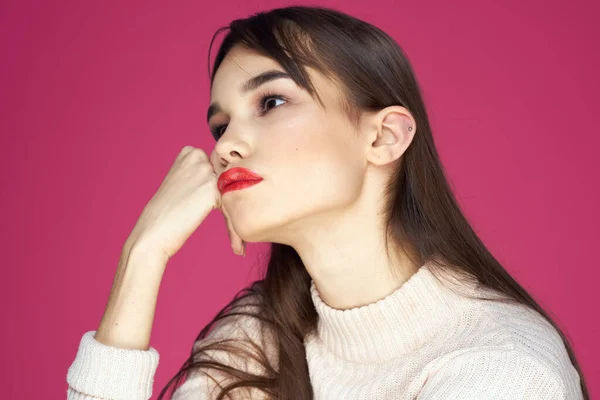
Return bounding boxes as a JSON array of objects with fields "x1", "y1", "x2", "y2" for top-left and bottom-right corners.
[{"x1": 217, "y1": 167, "x2": 264, "y2": 194}]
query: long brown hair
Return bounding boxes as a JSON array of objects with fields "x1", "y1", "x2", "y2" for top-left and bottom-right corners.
[{"x1": 158, "y1": 5, "x2": 588, "y2": 399}]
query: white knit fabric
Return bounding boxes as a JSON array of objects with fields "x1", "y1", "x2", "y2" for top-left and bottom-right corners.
[
  {"x1": 66, "y1": 331, "x2": 159, "y2": 400},
  {"x1": 67, "y1": 264, "x2": 583, "y2": 399}
]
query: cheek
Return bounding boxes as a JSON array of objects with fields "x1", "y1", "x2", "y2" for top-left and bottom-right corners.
[
  {"x1": 228, "y1": 110, "x2": 363, "y2": 238},
  {"x1": 270, "y1": 125, "x2": 363, "y2": 209}
]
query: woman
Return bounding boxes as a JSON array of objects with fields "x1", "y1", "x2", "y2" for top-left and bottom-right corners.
[{"x1": 66, "y1": 5, "x2": 588, "y2": 399}]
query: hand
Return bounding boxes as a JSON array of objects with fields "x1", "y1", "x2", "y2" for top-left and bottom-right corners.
[{"x1": 126, "y1": 145, "x2": 245, "y2": 262}]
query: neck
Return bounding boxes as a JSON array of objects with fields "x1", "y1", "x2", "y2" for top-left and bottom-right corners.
[{"x1": 283, "y1": 188, "x2": 420, "y2": 309}]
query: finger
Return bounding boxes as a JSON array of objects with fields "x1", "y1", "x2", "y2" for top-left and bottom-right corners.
[{"x1": 220, "y1": 202, "x2": 245, "y2": 256}]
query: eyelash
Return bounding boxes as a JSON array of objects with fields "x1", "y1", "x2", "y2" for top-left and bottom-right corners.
[{"x1": 210, "y1": 91, "x2": 288, "y2": 140}]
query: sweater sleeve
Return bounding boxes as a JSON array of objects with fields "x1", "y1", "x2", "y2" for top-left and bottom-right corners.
[
  {"x1": 417, "y1": 348, "x2": 580, "y2": 400},
  {"x1": 67, "y1": 295, "x2": 275, "y2": 400},
  {"x1": 66, "y1": 331, "x2": 159, "y2": 400}
]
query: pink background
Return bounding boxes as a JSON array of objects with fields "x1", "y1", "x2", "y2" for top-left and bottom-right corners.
[{"x1": 1, "y1": 0, "x2": 598, "y2": 398}]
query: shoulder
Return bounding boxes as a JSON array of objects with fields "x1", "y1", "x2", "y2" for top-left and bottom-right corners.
[
  {"x1": 174, "y1": 287, "x2": 277, "y2": 400},
  {"x1": 423, "y1": 297, "x2": 583, "y2": 398},
  {"x1": 419, "y1": 345, "x2": 575, "y2": 399},
  {"x1": 196, "y1": 290, "x2": 268, "y2": 345},
  {"x1": 193, "y1": 288, "x2": 278, "y2": 368},
  {"x1": 466, "y1": 298, "x2": 573, "y2": 369}
]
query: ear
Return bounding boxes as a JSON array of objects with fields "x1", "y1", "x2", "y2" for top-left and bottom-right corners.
[{"x1": 363, "y1": 106, "x2": 416, "y2": 166}]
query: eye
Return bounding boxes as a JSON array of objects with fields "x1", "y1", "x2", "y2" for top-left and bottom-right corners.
[
  {"x1": 210, "y1": 124, "x2": 227, "y2": 141},
  {"x1": 258, "y1": 92, "x2": 287, "y2": 115},
  {"x1": 209, "y1": 92, "x2": 288, "y2": 141}
]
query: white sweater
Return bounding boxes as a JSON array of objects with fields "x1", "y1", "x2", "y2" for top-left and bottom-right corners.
[{"x1": 67, "y1": 264, "x2": 584, "y2": 399}]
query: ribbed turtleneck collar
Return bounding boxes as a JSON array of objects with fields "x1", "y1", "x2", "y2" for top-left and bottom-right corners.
[{"x1": 308, "y1": 263, "x2": 477, "y2": 364}]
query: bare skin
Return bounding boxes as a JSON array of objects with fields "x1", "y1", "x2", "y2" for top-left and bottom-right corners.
[
  {"x1": 208, "y1": 45, "x2": 420, "y2": 309},
  {"x1": 95, "y1": 43, "x2": 420, "y2": 350},
  {"x1": 95, "y1": 146, "x2": 240, "y2": 350}
]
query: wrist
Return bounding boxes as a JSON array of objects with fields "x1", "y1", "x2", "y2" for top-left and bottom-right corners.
[{"x1": 123, "y1": 237, "x2": 169, "y2": 266}]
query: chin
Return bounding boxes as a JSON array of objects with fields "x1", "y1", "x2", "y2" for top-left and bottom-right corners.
[{"x1": 235, "y1": 211, "x2": 298, "y2": 244}]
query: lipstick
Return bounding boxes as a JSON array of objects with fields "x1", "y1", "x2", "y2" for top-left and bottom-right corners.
[{"x1": 218, "y1": 167, "x2": 263, "y2": 195}]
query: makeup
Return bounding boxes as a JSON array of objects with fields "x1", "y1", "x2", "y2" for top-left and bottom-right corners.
[{"x1": 218, "y1": 167, "x2": 263, "y2": 195}]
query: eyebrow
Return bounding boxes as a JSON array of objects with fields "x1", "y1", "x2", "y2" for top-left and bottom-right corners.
[{"x1": 207, "y1": 69, "x2": 292, "y2": 124}]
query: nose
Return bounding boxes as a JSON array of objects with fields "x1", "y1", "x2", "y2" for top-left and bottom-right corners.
[{"x1": 211, "y1": 135, "x2": 247, "y2": 172}]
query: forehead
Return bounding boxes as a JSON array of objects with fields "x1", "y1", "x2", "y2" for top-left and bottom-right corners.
[
  {"x1": 210, "y1": 46, "x2": 283, "y2": 99},
  {"x1": 210, "y1": 45, "x2": 343, "y2": 110}
]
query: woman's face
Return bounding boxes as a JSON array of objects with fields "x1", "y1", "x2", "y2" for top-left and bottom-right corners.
[{"x1": 209, "y1": 45, "x2": 367, "y2": 245}]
